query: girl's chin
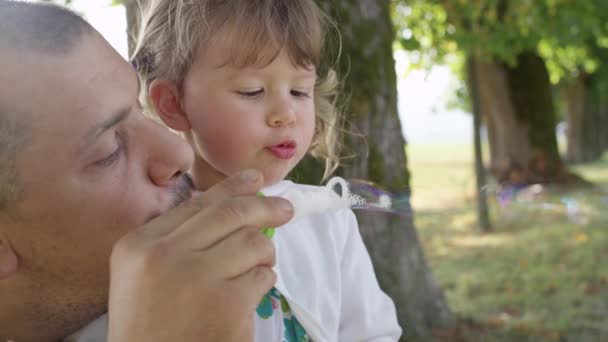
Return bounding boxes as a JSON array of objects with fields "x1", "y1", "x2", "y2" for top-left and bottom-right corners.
[{"x1": 262, "y1": 170, "x2": 290, "y2": 186}]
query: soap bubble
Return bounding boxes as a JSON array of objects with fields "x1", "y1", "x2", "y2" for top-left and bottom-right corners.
[
  {"x1": 485, "y1": 182, "x2": 603, "y2": 225},
  {"x1": 325, "y1": 177, "x2": 412, "y2": 218},
  {"x1": 321, "y1": 177, "x2": 604, "y2": 225}
]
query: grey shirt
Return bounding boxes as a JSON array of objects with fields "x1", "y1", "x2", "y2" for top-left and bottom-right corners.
[{"x1": 63, "y1": 315, "x2": 107, "y2": 342}]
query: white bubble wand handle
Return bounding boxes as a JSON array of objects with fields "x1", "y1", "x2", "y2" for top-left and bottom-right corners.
[{"x1": 281, "y1": 177, "x2": 410, "y2": 223}]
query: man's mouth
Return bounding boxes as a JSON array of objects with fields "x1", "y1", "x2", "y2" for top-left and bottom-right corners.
[
  {"x1": 169, "y1": 173, "x2": 195, "y2": 208},
  {"x1": 145, "y1": 173, "x2": 194, "y2": 223},
  {"x1": 266, "y1": 141, "x2": 297, "y2": 160}
]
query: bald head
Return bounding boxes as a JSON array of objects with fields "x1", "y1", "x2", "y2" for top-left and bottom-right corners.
[
  {"x1": 0, "y1": 0, "x2": 94, "y2": 209},
  {"x1": 0, "y1": 0, "x2": 93, "y2": 52}
]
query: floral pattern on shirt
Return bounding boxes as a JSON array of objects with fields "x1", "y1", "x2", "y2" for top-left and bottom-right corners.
[{"x1": 256, "y1": 287, "x2": 309, "y2": 342}]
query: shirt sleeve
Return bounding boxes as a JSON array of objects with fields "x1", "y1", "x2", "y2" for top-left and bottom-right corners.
[{"x1": 337, "y1": 210, "x2": 403, "y2": 341}]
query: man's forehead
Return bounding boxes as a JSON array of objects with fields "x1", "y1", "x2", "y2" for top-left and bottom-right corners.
[
  {"x1": 1, "y1": 35, "x2": 137, "y2": 129},
  {"x1": 59, "y1": 35, "x2": 136, "y2": 106}
]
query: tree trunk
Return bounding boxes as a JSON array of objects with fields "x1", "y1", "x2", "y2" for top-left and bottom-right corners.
[
  {"x1": 507, "y1": 52, "x2": 561, "y2": 179},
  {"x1": 476, "y1": 59, "x2": 533, "y2": 173},
  {"x1": 476, "y1": 52, "x2": 575, "y2": 185},
  {"x1": 467, "y1": 57, "x2": 492, "y2": 232},
  {"x1": 123, "y1": 0, "x2": 140, "y2": 57},
  {"x1": 316, "y1": 0, "x2": 454, "y2": 339},
  {"x1": 601, "y1": 84, "x2": 608, "y2": 151},
  {"x1": 565, "y1": 73, "x2": 608, "y2": 163},
  {"x1": 565, "y1": 75, "x2": 587, "y2": 163}
]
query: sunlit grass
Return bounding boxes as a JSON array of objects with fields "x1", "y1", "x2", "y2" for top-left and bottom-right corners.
[
  {"x1": 407, "y1": 144, "x2": 478, "y2": 209},
  {"x1": 572, "y1": 152, "x2": 608, "y2": 184},
  {"x1": 409, "y1": 144, "x2": 608, "y2": 341}
]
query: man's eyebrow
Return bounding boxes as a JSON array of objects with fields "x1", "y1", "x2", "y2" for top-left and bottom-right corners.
[{"x1": 85, "y1": 108, "x2": 131, "y2": 145}]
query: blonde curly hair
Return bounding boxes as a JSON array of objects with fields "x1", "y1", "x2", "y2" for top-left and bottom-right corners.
[{"x1": 131, "y1": 0, "x2": 343, "y2": 180}]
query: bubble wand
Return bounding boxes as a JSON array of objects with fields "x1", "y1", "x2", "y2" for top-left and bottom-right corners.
[{"x1": 260, "y1": 176, "x2": 411, "y2": 238}]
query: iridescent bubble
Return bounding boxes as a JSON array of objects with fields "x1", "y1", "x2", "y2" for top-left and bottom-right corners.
[
  {"x1": 482, "y1": 181, "x2": 602, "y2": 225},
  {"x1": 325, "y1": 177, "x2": 412, "y2": 218}
]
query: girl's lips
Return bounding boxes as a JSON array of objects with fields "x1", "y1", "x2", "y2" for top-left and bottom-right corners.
[{"x1": 267, "y1": 141, "x2": 297, "y2": 159}]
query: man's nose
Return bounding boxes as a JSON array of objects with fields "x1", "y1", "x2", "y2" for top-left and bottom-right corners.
[{"x1": 146, "y1": 122, "x2": 194, "y2": 186}]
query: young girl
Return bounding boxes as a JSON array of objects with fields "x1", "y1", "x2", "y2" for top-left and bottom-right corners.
[{"x1": 132, "y1": 0, "x2": 401, "y2": 341}]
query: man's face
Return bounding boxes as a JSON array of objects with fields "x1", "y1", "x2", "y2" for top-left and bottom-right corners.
[{"x1": 0, "y1": 33, "x2": 193, "y2": 336}]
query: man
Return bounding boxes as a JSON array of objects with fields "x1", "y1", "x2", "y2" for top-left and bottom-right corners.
[{"x1": 0, "y1": 1, "x2": 293, "y2": 341}]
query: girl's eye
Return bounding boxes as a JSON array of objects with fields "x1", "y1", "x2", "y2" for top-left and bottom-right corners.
[
  {"x1": 236, "y1": 89, "x2": 264, "y2": 97},
  {"x1": 93, "y1": 133, "x2": 125, "y2": 168},
  {"x1": 291, "y1": 89, "x2": 311, "y2": 98}
]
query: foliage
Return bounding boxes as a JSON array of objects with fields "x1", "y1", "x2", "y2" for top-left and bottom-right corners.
[
  {"x1": 394, "y1": 0, "x2": 608, "y2": 68},
  {"x1": 393, "y1": 0, "x2": 608, "y2": 110}
]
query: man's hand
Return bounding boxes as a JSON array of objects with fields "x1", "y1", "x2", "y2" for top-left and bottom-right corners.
[{"x1": 107, "y1": 170, "x2": 292, "y2": 342}]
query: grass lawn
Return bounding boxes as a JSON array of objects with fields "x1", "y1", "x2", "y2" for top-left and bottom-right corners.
[
  {"x1": 408, "y1": 144, "x2": 608, "y2": 341},
  {"x1": 407, "y1": 143, "x2": 479, "y2": 209}
]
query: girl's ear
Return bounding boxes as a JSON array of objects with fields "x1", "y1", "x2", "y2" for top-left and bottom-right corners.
[{"x1": 148, "y1": 79, "x2": 192, "y2": 132}]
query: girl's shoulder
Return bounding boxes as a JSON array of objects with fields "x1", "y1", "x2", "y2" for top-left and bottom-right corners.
[{"x1": 279, "y1": 180, "x2": 325, "y2": 193}]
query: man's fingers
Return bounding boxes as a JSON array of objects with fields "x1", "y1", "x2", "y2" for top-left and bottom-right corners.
[
  {"x1": 170, "y1": 195, "x2": 293, "y2": 249},
  {"x1": 203, "y1": 227, "x2": 276, "y2": 279},
  {"x1": 200, "y1": 170, "x2": 264, "y2": 207},
  {"x1": 230, "y1": 266, "x2": 277, "y2": 312},
  {"x1": 137, "y1": 170, "x2": 265, "y2": 237}
]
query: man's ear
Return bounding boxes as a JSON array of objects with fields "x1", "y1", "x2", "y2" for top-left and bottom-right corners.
[
  {"x1": 149, "y1": 79, "x2": 192, "y2": 132},
  {"x1": 0, "y1": 233, "x2": 18, "y2": 280}
]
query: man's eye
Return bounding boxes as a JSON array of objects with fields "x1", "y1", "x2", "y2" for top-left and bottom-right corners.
[
  {"x1": 94, "y1": 146, "x2": 121, "y2": 168},
  {"x1": 236, "y1": 89, "x2": 264, "y2": 97},
  {"x1": 93, "y1": 134, "x2": 124, "y2": 168}
]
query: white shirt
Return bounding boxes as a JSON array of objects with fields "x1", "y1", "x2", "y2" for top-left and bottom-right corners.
[
  {"x1": 264, "y1": 181, "x2": 401, "y2": 341},
  {"x1": 65, "y1": 181, "x2": 401, "y2": 342}
]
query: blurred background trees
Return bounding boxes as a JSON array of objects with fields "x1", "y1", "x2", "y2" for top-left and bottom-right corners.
[{"x1": 394, "y1": 0, "x2": 608, "y2": 182}]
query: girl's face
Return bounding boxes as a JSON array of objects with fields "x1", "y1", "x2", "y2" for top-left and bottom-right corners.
[{"x1": 181, "y1": 44, "x2": 317, "y2": 189}]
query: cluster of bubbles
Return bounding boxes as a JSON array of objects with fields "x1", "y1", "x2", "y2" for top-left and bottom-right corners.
[
  {"x1": 325, "y1": 177, "x2": 412, "y2": 218},
  {"x1": 323, "y1": 176, "x2": 606, "y2": 225},
  {"x1": 484, "y1": 182, "x2": 607, "y2": 225}
]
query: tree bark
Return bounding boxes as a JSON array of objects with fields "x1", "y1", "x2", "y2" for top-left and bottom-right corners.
[
  {"x1": 316, "y1": 0, "x2": 454, "y2": 339},
  {"x1": 565, "y1": 73, "x2": 608, "y2": 163},
  {"x1": 476, "y1": 52, "x2": 575, "y2": 184},
  {"x1": 601, "y1": 84, "x2": 608, "y2": 151},
  {"x1": 123, "y1": 0, "x2": 140, "y2": 57},
  {"x1": 565, "y1": 75, "x2": 586, "y2": 163},
  {"x1": 476, "y1": 59, "x2": 533, "y2": 172},
  {"x1": 508, "y1": 52, "x2": 565, "y2": 183},
  {"x1": 507, "y1": 52, "x2": 561, "y2": 165},
  {"x1": 467, "y1": 57, "x2": 492, "y2": 232}
]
